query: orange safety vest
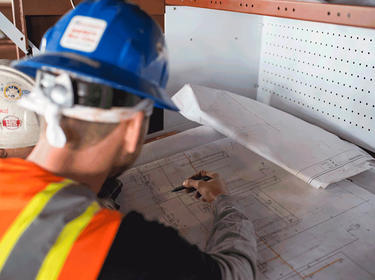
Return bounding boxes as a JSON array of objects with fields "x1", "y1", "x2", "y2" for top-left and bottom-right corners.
[{"x1": 0, "y1": 158, "x2": 122, "y2": 280}]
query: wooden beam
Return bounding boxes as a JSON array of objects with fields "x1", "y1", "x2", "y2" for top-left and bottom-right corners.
[
  {"x1": 133, "y1": 0, "x2": 165, "y2": 14},
  {"x1": 166, "y1": 0, "x2": 375, "y2": 29},
  {"x1": 22, "y1": 0, "x2": 80, "y2": 16},
  {"x1": 0, "y1": 2, "x2": 12, "y2": 20},
  {"x1": 0, "y1": 39, "x2": 17, "y2": 59},
  {"x1": 22, "y1": 0, "x2": 164, "y2": 15},
  {"x1": 11, "y1": 0, "x2": 27, "y2": 58}
]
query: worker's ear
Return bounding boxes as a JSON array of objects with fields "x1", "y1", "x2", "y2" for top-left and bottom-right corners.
[
  {"x1": 0, "y1": 149, "x2": 7, "y2": 158},
  {"x1": 122, "y1": 111, "x2": 145, "y2": 154}
]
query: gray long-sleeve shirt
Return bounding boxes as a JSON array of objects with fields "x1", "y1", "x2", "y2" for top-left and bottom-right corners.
[{"x1": 208, "y1": 195, "x2": 257, "y2": 279}]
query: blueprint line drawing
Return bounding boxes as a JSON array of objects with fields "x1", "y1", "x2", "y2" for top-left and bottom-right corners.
[{"x1": 119, "y1": 133, "x2": 375, "y2": 280}]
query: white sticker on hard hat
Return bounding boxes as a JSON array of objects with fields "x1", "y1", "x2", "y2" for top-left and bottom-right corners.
[
  {"x1": 60, "y1": 16, "x2": 107, "y2": 53},
  {"x1": 2, "y1": 115, "x2": 22, "y2": 130}
]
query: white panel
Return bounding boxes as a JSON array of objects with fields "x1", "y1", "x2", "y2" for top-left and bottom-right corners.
[
  {"x1": 258, "y1": 17, "x2": 375, "y2": 152},
  {"x1": 164, "y1": 6, "x2": 263, "y2": 134}
]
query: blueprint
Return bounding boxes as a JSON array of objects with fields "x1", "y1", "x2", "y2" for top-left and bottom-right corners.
[
  {"x1": 118, "y1": 127, "x2": 375, "y2": 280},
  {"x1": 172, "y1": 84, "x2": 374, "y2": 188}
]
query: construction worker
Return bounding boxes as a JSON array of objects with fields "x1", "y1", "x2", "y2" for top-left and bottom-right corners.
[
  {"x1": 0, "y1": 0, "x2": 256, "y2": 279},
  {"x1": 0, "y1": 61, "x2": 40, "y2": 159}
]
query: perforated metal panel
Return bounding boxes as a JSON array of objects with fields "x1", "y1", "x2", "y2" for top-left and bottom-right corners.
[{"x1": 258, "y1": 17, "x2": 375, "y2": 152}]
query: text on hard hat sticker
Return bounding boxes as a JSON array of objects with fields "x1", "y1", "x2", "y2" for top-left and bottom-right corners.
[
  {"x1": 60, "y1": 16, "x2": 107, "y2": 53},
  {"x1": 2, "y1": 115, "x2": 22, "y2": 130},
  {"x1": 3, "y1": 84, "x2": 22, "y2": 101}
]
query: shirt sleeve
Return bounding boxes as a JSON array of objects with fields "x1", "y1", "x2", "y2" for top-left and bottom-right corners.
[{"x1": 207, "y1": 194, "x2": 257, "y2": 280}]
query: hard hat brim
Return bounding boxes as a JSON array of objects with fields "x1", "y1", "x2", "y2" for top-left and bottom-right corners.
[{"x1": 12, "y1": 52, "x2": 179, "y2": 111}]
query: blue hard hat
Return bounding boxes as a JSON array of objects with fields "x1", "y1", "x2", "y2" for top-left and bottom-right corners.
[{"x1": 12, "y1": 0, "x2": 178, "y2": 111}]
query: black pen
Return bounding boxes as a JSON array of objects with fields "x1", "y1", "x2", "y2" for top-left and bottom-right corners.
[
  {"x1": 171, "y1": 185, "x2": 186, "y2": 192},
  {"x1": 171, "y1": 175, "x2": 212, "y2": 193}
]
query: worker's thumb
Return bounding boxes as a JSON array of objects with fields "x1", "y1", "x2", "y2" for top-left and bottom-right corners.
[{"x1": 183, "y1": 179, "x2": 200, "y2": 189}]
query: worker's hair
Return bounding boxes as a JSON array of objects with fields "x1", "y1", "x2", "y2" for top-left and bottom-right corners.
[
  {"x1": 41, "y1": 114, "x2": 148, "y2": 150},
  {"x1": 59, "y1": 117, "x2": 119, "y2": 149}
]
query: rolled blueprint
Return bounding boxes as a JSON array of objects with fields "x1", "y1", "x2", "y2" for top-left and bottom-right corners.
[{"x1": 172, "y1": 84, "x2": 374, "y2": 188}]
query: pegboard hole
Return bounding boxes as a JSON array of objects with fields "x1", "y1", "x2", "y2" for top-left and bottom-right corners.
[{"x1": 262, "y1": 27, "x2": 375, "y2": 137}]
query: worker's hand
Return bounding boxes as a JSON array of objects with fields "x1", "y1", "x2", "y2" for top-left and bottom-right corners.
[{"x1": 183, "y1": 171, "x2": 227, "y2": 203}]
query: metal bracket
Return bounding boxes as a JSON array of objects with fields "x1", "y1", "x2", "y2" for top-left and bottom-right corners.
[{"x1": 0, "y1": 11, "x2": 40, "y2": 56}]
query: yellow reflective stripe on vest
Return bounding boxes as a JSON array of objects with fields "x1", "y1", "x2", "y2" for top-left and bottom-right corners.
[
  {"x1": 0, "y1": 179, "x2": 73, "y2": 272},
  {"x1": 36, "y1": 201, "x2": 100, "y2": 280}
]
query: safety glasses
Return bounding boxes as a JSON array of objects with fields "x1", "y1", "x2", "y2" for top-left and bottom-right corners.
[{"x1": 36, "y1": 70, "x2": 154, "y2": 118}]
